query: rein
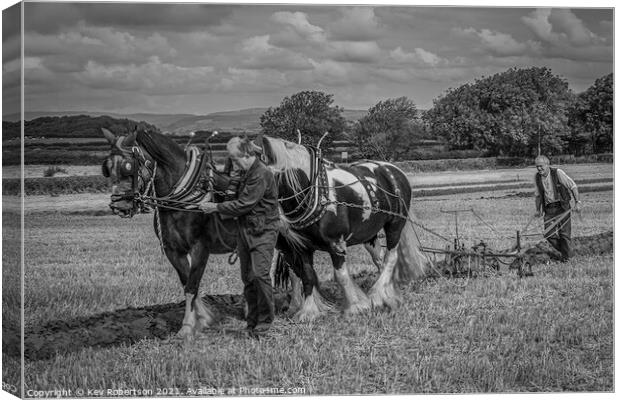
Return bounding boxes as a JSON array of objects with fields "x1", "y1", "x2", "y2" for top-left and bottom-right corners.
[
  {"x1": 135, "y1": 146, "x2": 229, "y2": 212},
  {"x1": 135, "y1": 148, "x2": 237, "y2": 254}
]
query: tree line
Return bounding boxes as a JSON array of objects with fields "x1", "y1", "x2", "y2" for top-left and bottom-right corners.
[
  {"x1": 4, "y1": 67, "x2": 612, "y2": 162},
  {"x1": 259, "y1": 67, "x2": 612, "y2": 160}
]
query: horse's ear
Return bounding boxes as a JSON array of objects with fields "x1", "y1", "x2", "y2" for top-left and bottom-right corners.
[
  {"x1": 121, "y1": 130, "x2": 138, "y2": 147},
  {"x1": 252, "y1": 133, "x2": 264, "y2": 152},
  {"x1": 102, "y1": 128, "x2": 116, "y2": 144},
  {"x1": 254, "y1": 133, "x2": 263, "y2": 146}
]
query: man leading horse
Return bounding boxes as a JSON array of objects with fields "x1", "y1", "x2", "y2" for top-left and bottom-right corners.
[{"x1": 198, "y1": 137, "x2": 279, "y2": 337}]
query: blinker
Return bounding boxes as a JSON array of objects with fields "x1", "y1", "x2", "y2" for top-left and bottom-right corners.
[{"x1": 101, "y1": 159, "x2": 110, "y2": 178}]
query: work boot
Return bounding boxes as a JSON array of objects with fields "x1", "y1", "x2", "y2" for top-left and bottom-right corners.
[{"x1": 248, "y1": 322, "x2": 271, "y2": 338}]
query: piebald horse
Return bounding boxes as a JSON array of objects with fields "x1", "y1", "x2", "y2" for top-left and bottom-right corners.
[{"x1": 256, "y1": 135, "x2": 431, "y2": 320}]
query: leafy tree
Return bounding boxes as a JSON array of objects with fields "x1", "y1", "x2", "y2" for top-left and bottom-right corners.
[
  {"x1": 259, "y1": 90, "x2": 346, "y2": 149},
  {"x1": 353, "y1": 97, "x2": 420, "y2": 160},
  {"x1": 569, "y1": 73, "x2": 613, "y2": 154},
  {"x1": 424, "y1": 67, "x2": 575, "y2": 157}
]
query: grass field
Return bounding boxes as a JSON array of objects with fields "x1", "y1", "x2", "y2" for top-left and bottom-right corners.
[{"x1": 8, "y1": 168, "x2": 613, "y2": 395}]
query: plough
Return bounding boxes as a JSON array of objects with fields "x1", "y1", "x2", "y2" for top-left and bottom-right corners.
[{"x1": 418, "y1": 208, "x2": 534, "y2": 278}]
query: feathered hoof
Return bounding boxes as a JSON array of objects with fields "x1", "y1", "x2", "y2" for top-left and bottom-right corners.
[
  {"x1": 286, "y1": 291, "x2": 304, "y2": 317},
  {"x1": 293, "y1": 308, "x2": 321, "y2": 322},
  {"x1": 369, "y1": 284, "x2": 401, "y2": 310},
  {"x1": 195, "y1": 300, "x2": 220, "y2": 331},
  {"x1": 176, "y1": 324, "x2": 195, "y2": 342},
  {"x1": 292, "y1": 289, "x2": 335, "y2": 322},
  {"x1": 344, "y1": 298, "x2": 372, "y2": 316}
]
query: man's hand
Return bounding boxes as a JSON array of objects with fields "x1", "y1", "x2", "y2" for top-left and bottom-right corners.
[
  {"x1": 534, "y1": 211, "x2": 544, "y2": 218},
  {"x1": 574, "y1": 200, "x2": 582, "y2": 213},
  {"x1": 198, "y1": 199, "x2": 218, "y2": 214}
]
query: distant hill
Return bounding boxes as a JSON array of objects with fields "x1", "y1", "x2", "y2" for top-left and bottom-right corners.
[
  {"x1": 4, "y1": 107, "x2": 369, "y2": 135},
  {"x1": 2, "y1": 115, "x2": 160, "y2": 139}
]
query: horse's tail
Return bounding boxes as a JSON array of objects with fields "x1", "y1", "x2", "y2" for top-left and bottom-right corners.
[
  {"x1": 273, "y1": 251, "x2": 291, "y2": 290},
  {"x1": 394, "y1": 205, "x2": 432, "y2": 283}
]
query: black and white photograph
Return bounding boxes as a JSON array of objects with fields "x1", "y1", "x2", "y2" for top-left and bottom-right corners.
[{"x1": 1, "y1": 1, "x2": 614, "y2": 397}]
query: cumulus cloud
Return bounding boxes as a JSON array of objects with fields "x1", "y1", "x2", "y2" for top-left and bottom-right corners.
[
  {"x1": 271, "y1": 11, "x2": 326, "y2": 44},
  {"x1": 522, "y1": 8, "x2": 604, "y2": 46},
  {"x1": 390, "y1": 46, "x2": 443, "y2": 66},
  {"x1": 12, "y1": 5, "x2": 613, "y2": 117},
  {"x1": 25, "y1": 25, "x2": 177, "y2": 67},
  {"x1": 77, "y1": 57, "x2": 217, "y2": 94},
  {"x1": 453, "y1": 27, "x2": 540, "y2": 57},
  {"x1": 521, "y1": 8, "x2": 611, "y2": 62},
  {"x1": 328, "y1": 41, "x2": 382, "y2": 63},
  {"x1": 306, "y1": 59, "x2": 352, "y2": 86},
  {"x1": 328, "y1": 7, "x2": 382, "y2": 41},
  {"x1": 239, "y1": 35, "x2": 312, "y2": 70}
]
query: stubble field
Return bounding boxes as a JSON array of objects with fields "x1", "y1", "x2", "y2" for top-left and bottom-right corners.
[{"x1": 2, "y1": 164, "x2": 614, "y2": 395}]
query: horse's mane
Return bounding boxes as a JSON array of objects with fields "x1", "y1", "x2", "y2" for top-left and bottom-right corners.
[
  {"x1": 262, "y1": 136, "x2": 311, "y2": 193},
  {"x1": 137, "y1": 129, "x2": 185, "y2": 168}
]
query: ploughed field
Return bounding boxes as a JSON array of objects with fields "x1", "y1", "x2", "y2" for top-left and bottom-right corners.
[{"x1": 2, "y1": 163, "x2": 613, "y2": 394}]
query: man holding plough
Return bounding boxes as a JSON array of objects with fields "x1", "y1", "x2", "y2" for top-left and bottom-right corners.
[{"x1": 534, "y1": 155, "x2": 581, "y2": 263}]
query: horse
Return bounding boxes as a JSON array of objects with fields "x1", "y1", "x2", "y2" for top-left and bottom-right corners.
[
  {"x1": 255, "y1": 135, "x2": 432, "y2": 321},
  {"x1": 100, "y1": 125, "x2": 239, "y2": 340}
]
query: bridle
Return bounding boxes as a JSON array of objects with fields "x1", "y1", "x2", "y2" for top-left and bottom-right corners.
[{"x1": 102, "y1": 142, "x2": 155, "y2": 217}]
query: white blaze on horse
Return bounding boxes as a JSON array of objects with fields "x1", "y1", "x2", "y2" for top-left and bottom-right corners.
[{"x1": 256, "y1": 135, "x2": 431, "y2": 321}]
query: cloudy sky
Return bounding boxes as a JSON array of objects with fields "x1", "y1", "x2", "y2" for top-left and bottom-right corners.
[{"x1": 2, "y1": 2, "x2": 614, "y2": 117}]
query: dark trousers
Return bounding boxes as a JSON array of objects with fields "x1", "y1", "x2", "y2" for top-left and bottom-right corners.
[
  {"x1": 237, "y1": 228, "x2": 277, "y2": 328},
  {"x1": 544, "y1": 202, "x2": 572, "y2": 261}
]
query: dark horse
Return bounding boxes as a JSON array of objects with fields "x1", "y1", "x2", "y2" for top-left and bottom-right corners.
[
  {"x1": 255, "y1": 135, "x2": 431, "y2": 321},
  {"x1": 101, "y1": 125, "x2": 238, "y2": 339}
]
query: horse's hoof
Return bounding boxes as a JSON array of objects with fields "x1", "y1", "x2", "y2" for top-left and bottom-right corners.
[
  {"x1": 344, "y1": 300, "x2": 372, "y2": 316},
  {"x1": 285, "y1": 300, "x2": 303, "y2": 317},
  {"x1": 369, "y1": 286, "x2": 401, "y2": 310},
  {"x1": 293, "y1": 309, "x2": 320, "y2": 322},
  {"x1": 176, "y1": 324, "x2": 195, "y2": 341},
  {"x1": 369, "y1": 293, "x2": 401, "y2": 310}
]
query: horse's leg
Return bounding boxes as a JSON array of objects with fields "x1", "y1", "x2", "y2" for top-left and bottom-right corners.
[
  {"x1": 278, "y1": 251, "x2": 304, "y2": 317},
  {"x1": 330, "y1": 252, "x2": 371, "y2": 315},
  {"x1": 185, "y1": 244, "x2": 219, "y2": 332},
  {"x1": 369, "y1": 225, "x2": 402, "y2": 309},
  {"x1": 364, "y1": 235, "x2": 384, "y2": 273},
  {"x1": 162, "y1": 249, "x2": 196, "y2": 339},
  {"x1": 287, "y1": 270, "x2": 304, "y2": 316},
  {"x1": 294, "y1": 251, "x2": 335, "y2": 322}
]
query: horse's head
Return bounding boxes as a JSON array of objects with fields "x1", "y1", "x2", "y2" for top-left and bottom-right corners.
[{"x1": 101, "y1": 127, "x2": 155, "y2": 218}]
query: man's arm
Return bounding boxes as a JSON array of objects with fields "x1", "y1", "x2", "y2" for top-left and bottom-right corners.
[
  {"x1": 535, "y1": 193, "x2": 544, "y2": 217},
  {"x1": 216, "y1": 172, "x2": 266, "y2": 217},
  {"x1": 534, "y1": 177, "x2": 543, "y2": 217},
  {"x1": 556, "y1": 169, "x2": 580, "y2": 202}
]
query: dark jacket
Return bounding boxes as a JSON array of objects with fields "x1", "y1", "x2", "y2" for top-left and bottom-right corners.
[
  {"x1": 535, "y1": 167, "x2": 571, "y2": 210},
  {"x1": 216, "y1": 158, "x2": 279, "y2": 234}
]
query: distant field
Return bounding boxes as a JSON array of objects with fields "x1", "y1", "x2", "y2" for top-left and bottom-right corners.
[
  {"x1": 3, "y1": 165, "x2": 101, "y2": 179},
  {"x1": 408, "y1": 163, "x2": 613, "y2": 187},
  {"x1": 5, "y1": 161, "x2": 613, "y2": 182}
]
